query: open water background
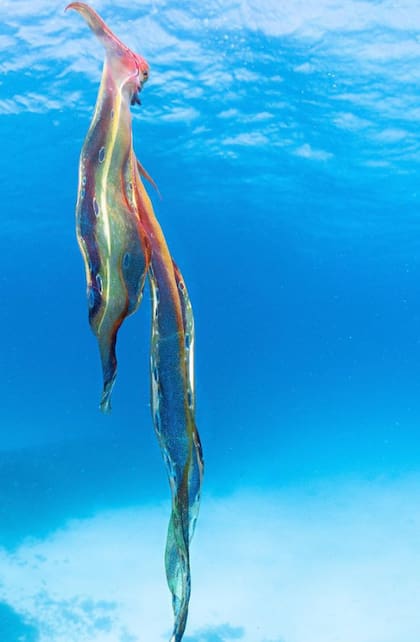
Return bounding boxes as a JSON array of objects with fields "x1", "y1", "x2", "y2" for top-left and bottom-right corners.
[{"x1": 0, "y1": 1, "x2": 420, "y2": 641}]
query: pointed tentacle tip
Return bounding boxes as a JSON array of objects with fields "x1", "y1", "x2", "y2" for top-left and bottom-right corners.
[
  {"x1": 65, "y1": 2, "x2": 84, "y2": 13},
  {"x1": 64, "y1": 3, "x2": 99, "y2": 26},
  {"x1": 99, "y1": 375, "x2": 117, "y2": 414},
  {"x1": 65, "y1": 2, "x2": 98, "y2": 24},
  {"x1": 99, "y1": 396, "x2": 112, "y2": 414}
]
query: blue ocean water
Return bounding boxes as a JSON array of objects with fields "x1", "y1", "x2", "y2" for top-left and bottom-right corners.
[{"x1": 1, "y1": 1, "x2": 420, "y2": 641}]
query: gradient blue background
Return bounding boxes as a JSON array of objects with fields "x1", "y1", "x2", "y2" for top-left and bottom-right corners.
[{"x1": 0, "y1": 2, "x2": 419, "y2": 641}]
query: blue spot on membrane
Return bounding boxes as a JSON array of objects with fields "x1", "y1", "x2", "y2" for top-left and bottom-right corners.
[
  {"x1": 93, "y1": 197, "x2": 99, "y2": 217},
  {"x1": 96, "y1": 274, "x2": 103, "y2": 294},
  {"x1": 155, "y1": 410, "x2": 161, "y2": 434},
  {"x1": 187, "y1": 389, "x2": 193, "y2": 408},
  {"x1": 152, "y1": 365, "x2": 159, "y2": 382},
  {"x1": 87, "y1": 286, "x2": 95, "y2": 309},
  {"x1": 123, "y1": 252, "x2": 130, "y2": 269},
  {"x1": 82, "y1": 175, "x2": 87, "y2": 186},
  {"x1": 98, "y1": 147, "x2": 105, "y2": 163},
  {"x1": 185, "y1": 333, "x2": 190, "y2": 349},
  {"x1": 81, "y1": 188, "x2": 86, "y2": 199},
  {"x1": 163, "y1": 451, "x2": 176, "y2": 483}
]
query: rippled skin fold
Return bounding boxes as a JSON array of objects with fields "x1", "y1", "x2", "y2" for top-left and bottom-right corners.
[
  {"x1": 66, "y1": 2, "x2": 150, "y2": 412},
  {"x1": 67, "y1": 4, "x2": 203, "y2": 640},
  {"x1": 134, "y1": 175, "x2": 204, "y2": 642}
]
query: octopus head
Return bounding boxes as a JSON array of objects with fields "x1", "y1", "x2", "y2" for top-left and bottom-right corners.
[{"x1": 66, "y1": 2, "x2": 149, "y2": 104}]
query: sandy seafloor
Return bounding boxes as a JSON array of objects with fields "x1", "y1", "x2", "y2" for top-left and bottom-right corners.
[{"x1": 1, "y1": 1, "x2": 420, "y2": 641}]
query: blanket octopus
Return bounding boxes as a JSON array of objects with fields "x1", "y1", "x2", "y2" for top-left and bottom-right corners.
[{"x1": 66, "y1": 4, "x2": 204, "y2": 640}]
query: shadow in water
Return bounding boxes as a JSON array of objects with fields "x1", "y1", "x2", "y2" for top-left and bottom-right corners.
[
  {"x1": 0, "y1": 435, "x2": 165, "y2": 550},
  {"x1": 0, "y1": 602, "x2": 39, "y2": 641}
]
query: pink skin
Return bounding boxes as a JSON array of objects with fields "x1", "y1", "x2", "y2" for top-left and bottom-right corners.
[{"x1": 66, "y1": 2, "x2": 149, "y2": 104}]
